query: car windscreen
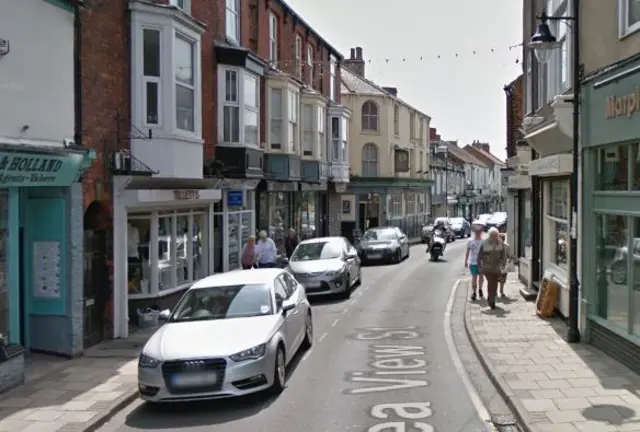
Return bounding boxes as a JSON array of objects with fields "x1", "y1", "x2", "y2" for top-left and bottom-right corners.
[
  {"x1": 291, "y1": 241, "x2": 342, "y2": 261},
  {"x1": 169, "y1": 284, "x2": 273, "y2": 322},
  {"x1": 450, "y1": 218, "x2": 465, "y2": 225},
  {"x1": 362, "y1": 229, "x2": 397, "y2": 241}
]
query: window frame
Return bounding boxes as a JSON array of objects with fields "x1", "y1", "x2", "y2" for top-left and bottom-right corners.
[
  {"x1": 301, "y1": 103, "x2": 315, "y2": 156},
  {"x1": 361, "y1": 101, "x2": 378, "y2": 131},
  {"x1": 329, "y1": 56, "x2": 337, "y2": 101},
  {"x1": 307, "y1": 45, "x2": 314, "y2": 87},
  {"x1": 288, "y1": 90, "x2": 299, "y2": 154},
  {"x1": 269, "y1": 87, "x2": 284, "y2": 150},
  {"x1": 174, "y1": 32, "x2": 196, "y2": 133},
  {"x1": 295, "y1": 35, "x2": 303, "y2": 79},
  {"x1": 171, "y1": 0, "x2": 190, "y2": 14},
  {"x1": 544, "y1": 179, "x2": 570, "y2": 274},
  {"x1": 225, "y1": 0, "x2": 240, "y2": 42},
  {"x1": 142, "y1": 27, "x2": 162, "y2": 128},
  {"x1": 619, "y1": 0, "x2": 640, "y2": 38},
  {"x1": 269, "y1": 12, "x2": 278, "y2": 66},
  {"x1": 393, "y1": 104, "x2": 399, "y2": 136},
  {"x1": 362, "y1": 143, "x2": 378, "y2": 177},
  {"x1": 331, "y1": 117, "x2": 340, "y2": 161},
  {"x1": 318, "y1": 106, "x2": 325, "y2": 158},
  {"x1": 218, "y1": 66, "x2": 260, "y2": 148}
]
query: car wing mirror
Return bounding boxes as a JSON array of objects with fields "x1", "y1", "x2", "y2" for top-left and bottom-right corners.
[
  {"x1": 158, "y1": 309, "x2": 171, "y2": 322},
  {"x1": 282, "y1": 301, "x2": 295, "y2": 315}
]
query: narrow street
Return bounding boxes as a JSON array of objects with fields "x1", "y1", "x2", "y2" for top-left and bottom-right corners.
[{"x1": 98, "y1": 241, "x2": 491, "y2": 432}]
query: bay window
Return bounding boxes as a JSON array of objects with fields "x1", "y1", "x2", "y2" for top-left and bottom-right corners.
[
  {"x1": 546, "y1": 0, "x2": 569, "y2": 99},
  {"x1": 329, "y1": 56, "x2": 336, "y2": 101},
  {"x1": 331, "y1": 117, "x2": 339, "y2": 161},
  {"x1": 175, "y1": 34, "x2": 195, "y2": 132},
  {"x1": 340, "y1": 117, "x2": 348, "y2": 162},
  {"x1": 288, "y1": 91, "x2": 299, "y2": 153},
  {"x1": 318, "y1": 107, "x2": 325, "y2": 158},
  {"x1": 225, "y1": 0, "x2": 239, "y2": 42},
  {"x1": 302, "y1": 104, "x2": 314, "y2": 156},
  {"x1": 270, "y1": 88, "x2": 283, "y2": 149},
  {"x1": 219, "y1": 67, "x2": 260, "y2": 147},
  {"x1": 143, "y1": 28, "x2": 161, "y2": 127}
]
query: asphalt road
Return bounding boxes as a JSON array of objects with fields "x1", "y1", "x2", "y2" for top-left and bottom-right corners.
[{"x1": 98, "y1": 240, "x2": 491, "y2": 432}]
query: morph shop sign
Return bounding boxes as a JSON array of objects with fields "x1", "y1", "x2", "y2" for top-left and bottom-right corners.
[
  {"x1": 605, "y1": 87, "x2": 640, "y2": 119},
  {"x1": 0, "y1": 152, "x2": 82, "y2": 187}
]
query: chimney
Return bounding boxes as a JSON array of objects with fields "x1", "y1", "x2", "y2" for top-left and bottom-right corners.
[
  {"x1": 382, "y1": 86, "x2": 398, "y2": 96},
  {"x1": 342, "y1": 46, "x2": 365, "y2": 77},
  {"x1": 429, "y1": 127, "x2": 438, "y2": 142},
  {"x1": 472, "y1": 141, "x2": 491, "y2": 153}
]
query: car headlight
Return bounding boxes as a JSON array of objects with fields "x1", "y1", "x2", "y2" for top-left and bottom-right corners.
[
  {"x1": 230, "y1": 344, "x2": 267, "y2": 362},
  {"x1": 139, "y1": 353, "x2": 161, "y2": 368},
  {"x1": 324, "y1": 268, "x2": 343, "y2": 277}
]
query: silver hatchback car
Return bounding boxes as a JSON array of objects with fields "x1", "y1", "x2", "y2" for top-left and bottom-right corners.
[{"x1": 287, "y1": 237, "x2": 361, "y2": 299}]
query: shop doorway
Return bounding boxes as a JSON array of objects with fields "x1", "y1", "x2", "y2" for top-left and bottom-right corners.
[{"x1": 83, "y1": 201, "x2": 112, "y2": 349}]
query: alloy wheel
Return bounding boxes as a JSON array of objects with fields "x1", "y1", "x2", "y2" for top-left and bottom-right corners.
[{"x1": 276, "y1": 350, "x2": 286, "y2": 387}]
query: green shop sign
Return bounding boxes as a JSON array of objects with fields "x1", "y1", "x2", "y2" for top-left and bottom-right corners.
[{"x1": 0, "y1": 151, "x2": 93, "y2": 187}]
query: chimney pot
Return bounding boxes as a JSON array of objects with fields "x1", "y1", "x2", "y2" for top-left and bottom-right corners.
[
  {"x1": 355, "y1": 47, "x2": 363, "y2": 59},
  {"x1": 350, "y1": 48, "x2": 355, "y2": 59}
]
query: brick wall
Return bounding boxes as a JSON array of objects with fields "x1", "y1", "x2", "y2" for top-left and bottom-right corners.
[
  {"x1": 505, "y1": 74, "x2": 524, "y2": 158},
  {"x1": 80, "y1": 0, "x2": 130, "y2": 209}
]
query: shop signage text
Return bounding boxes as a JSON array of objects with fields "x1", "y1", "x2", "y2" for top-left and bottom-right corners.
[
  {"x1": 0, "y1": 154, "x2": 69, "y2": 186},
  {"x1": 605, "y1": 87, "x2": 640, "y2": 119},
  {"x1": 227, "y1": 190, "x2": 243, "y2": 206},
  {"x1": 174, "y1": 189, "x2": 199, "y2": 200}
]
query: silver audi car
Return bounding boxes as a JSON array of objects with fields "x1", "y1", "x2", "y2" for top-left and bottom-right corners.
[
  {"x1": 287, "y1": 237, "x2": 361, "y2": 299},
  {"x1": 137, "y1": 268, "x2": 313, "y2": 402}
]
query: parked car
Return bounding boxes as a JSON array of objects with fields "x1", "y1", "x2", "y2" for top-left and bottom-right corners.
[
  {"x1": 434, "y1": 217, "x2": 456, "y2": 243},
  {"x1": 486, "y1": 212, "x2": 507, "y2": 232},
  {"x1": 138, "y1": 268, "x2": 312, "y2": 402},
  {"x1": 357, "y1": 226, "x2": 410, "y2": 264},
  {"x1": 449, "y1": 217, "x2": 471, "y2": 238},
  {"x1": 287, "y1": 237, "x2": 361, "y2": 299}
]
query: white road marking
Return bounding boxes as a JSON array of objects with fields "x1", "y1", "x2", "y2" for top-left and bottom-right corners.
[
  {"x1": 444, "y1": 279, "x2": 491, "y2": 422},
  {"x1": 319, "y1": 332, "x2": 328, "y2": 342},
  {"x1": 331, "y1": 318, "x2": 340, "y2": 327},
  {"x1": 341, "y1": 308, "x2": 348, "y2": 314},
  {"x1": 300, "y1": 349, "x2": 312, "y2": 363},
  {"x1": 363, "y1": 286, "x2": 369, "y2": 291}
]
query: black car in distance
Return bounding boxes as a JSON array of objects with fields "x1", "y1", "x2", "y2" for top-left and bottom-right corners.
[
  {"x1": 356, "y1": 226, "x2": 411, "y2": 264},
  {"x1": 449, "y1": 217, "x2": 471, "y2": 238}
]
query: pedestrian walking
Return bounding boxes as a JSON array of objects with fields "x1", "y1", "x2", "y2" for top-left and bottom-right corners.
[
  {"x1": 477, "y1": 227, "x2": 508, "y2": 309},
  {"x1": 241, "y1": 235, "x2": 258, "y2": 269},
  {"x1": 285, "y1": 228, "x2": 300, "y2": 258},
  {"x1": 465, "y1": 224, "x2": 485, "y2": 301},
  {"x1": 255, "y1": 230, "x2": 278, "y2": 268},
  {"x1": 498, "y1": 233, "x2": 512, "y2": 297}
]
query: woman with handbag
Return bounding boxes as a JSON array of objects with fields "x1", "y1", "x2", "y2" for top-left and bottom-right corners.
[
  {"x1": 498, "y1": 233, "x2": 512, "y2": 297},
  {"x1": 477, "y1": 228, "x2": 508, "y2": 309}
]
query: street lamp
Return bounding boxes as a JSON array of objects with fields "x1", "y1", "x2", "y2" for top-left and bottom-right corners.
[{"x1": 527, "y1": 3, "x2": 581, "y2": 343}]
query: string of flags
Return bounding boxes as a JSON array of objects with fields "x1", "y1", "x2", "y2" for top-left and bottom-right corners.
[{"x1": 270, "y1": 42, "x2": 524, "y2": 71}]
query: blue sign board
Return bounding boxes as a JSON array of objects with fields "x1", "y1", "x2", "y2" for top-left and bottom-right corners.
[{"x1": 227, "y1": 190, "x2": 244, "y2": 207}]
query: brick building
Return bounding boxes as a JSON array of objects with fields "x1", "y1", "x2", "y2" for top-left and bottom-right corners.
[{"x1": 77, "y1": 0, "x2": 350, "y2": 341}]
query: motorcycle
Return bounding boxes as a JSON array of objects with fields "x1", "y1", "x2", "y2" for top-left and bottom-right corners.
[{"x1": 428, "y1": 229, "x2": 447, "y2": 261}]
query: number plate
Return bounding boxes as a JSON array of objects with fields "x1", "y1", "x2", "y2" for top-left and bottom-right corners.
[
  {"x1": 367, "y1": 253, "x2": 382, "y2": 259},
  {"x1": 304, "y1": 281, "x2": 321, "y2": 288},
  {"x1": 172, "y1": 372, "x2": 218, "y2": 387}
]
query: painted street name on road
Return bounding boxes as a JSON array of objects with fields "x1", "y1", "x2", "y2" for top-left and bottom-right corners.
[{"x1": 345, "y1": 326, "x2": 434, "y2": 431}]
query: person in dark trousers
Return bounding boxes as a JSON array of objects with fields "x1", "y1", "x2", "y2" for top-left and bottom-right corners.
[
  {"x1": 284, "y1": 228, "x2": 300, "y2": 258},
  {"x1": 477, "y1": 227, "x2": 508, "y2": 309}
]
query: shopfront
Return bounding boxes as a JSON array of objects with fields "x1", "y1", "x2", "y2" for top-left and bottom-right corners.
[
  {"x1": 529, "y1": 154, "x2": 572, "y2": 316},
  {"x1": 111, "y1": 177, "x2": 220, "y2": 339},
  {"x1": 256, "y1": 181, "x2": 298, "y2": 256},
  {"x1": 581, "y1": 56, "x2": 640, "y2": 371},
  {"x1": 0, "y1": 146, "x2": 94, "y2": 391}
]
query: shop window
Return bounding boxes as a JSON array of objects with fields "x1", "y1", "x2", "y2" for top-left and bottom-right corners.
[
  {"x1": 596, "y1": 144, "x2": 629, "y2": 191},
  {"x1": 632, "y1": 218, "x2": 640, "y2": 337},
  {"x1": 522, "y1": 190, "x2": 532, "y2": 259},
  {"x1": 546, "y1": 180, "x2": 569, "y2": 271},
  {"x1": 294, "y1": 191, "x2": 317, "y2": 239},
  {"x1": 270, "y1": 192, "x2": 290, "y2": 254},
  {"x1": 158, "y1": 215, "x2": 175, "y2": 291},
  {"x1": 594, "y1": 213, "x2": 629, "y2": 331},
  {"x1": 631, "y1": 143, "x2": 640, "y2": 190},
  {"x1": 127, "y1": 215, "x2": 151, "y2": 295},
  {"x1": 406, "y1": 193, "x2": 416, "y2": 214},
  {"x1": 0, "y1": 191, "x2": 8, "y2": 342},
  {"x1": 390, "y1": 195, "x2": 402, "y2": 217}
]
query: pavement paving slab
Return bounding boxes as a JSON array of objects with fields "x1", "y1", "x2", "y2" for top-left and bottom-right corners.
[{"x1": 463, "y1": 273, "x2": 640, "y2": 432}]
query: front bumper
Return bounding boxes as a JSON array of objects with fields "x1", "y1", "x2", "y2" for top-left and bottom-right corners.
[
  {"x1": 359, "y1": 247, "x2": 397, "y2": 262},
  {"x1": 138, "y1": 353, "x2": 276, "y2": 402},
  {"x1": 293, "y1": 272, "x2": 346, "y2": 296}
]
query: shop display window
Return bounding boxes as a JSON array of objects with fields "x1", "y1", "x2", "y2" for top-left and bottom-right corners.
[
  {"x1": 294, "y1": 191, "x2": 317, "y2": 240},
  {"x1": 522, "y1": 191, "x2": 532, "y2": 259},
  {"x1": 128, "y1": 208, "x2": 209, "y2": 297},
  {"x1": 594, "y1": 213, "x2": 629, "y2": 331},
  {"x1": 596, "y1": 144, "x2": 629, "y2": 191},
  {"x1": 546, "y1": 180, "x2": 569, "y2": 271},
  {"x1": 270, "y1": 192, "x2": 290, "y2": 254}
]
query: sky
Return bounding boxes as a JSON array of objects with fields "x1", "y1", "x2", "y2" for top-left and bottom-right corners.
[{"x1": 285, "y1": 0, "x2": 523, "y2": 161}]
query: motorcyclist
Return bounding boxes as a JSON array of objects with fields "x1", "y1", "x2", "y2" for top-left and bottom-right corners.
[{"x1": 427, "y1": 220, "x2": 446, "y2": 251}]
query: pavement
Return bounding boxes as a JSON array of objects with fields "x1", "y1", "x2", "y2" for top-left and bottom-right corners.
[
  {"x1": 97, "y1": 240, "x2": 506, "y2": 431},
  {"x1": 0, "y1": 328, "x2": 154, "y2": 431},
  {"x1": 464, "y1": 274, "x2": 640, "y2": 431}
]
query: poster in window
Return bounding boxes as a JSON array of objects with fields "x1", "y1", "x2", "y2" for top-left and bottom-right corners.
[{"x1": 32, "y1": 241, "x2": 61, "y2": 298}]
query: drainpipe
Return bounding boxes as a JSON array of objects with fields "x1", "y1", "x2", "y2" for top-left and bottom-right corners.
[{"x1": 73, "y1": 1, "x2": 83, "y2": 147}]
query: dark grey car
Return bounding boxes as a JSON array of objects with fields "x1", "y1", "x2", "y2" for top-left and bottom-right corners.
[
  {"x1": 356, "y1": 227, "x2": 410, "y2": 264},
  {"x1": 449, "y1": 217, "x2": 471, "y2": 238}
]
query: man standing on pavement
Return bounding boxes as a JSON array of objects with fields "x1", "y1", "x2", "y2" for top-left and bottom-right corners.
[
  {"x1": 465, "y1": 224, "x2": 485, "y2": 301},
  {"x1": 256, "y1": 230, "x2": 278, "y2": 268}
]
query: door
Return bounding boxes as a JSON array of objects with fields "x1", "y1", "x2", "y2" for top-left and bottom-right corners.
[
  {"x1": 274, "y1": 277, "x2": 296, "y2": 354},
  {"x1": 344, "y1": 240, "x2": 359, "y2": 285},
  {"x1": 395, "y1": 228, "x2": 409, "y2": 256},
  {"x1": 83, "y1": 229, "x2": 108, "y2": 348},
  {"x1": 281, "y1": 273, "x2": 305, "y2": 348},
  {"x1": 359, "y1": 202, "x2": 366, "y2": 231}
]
